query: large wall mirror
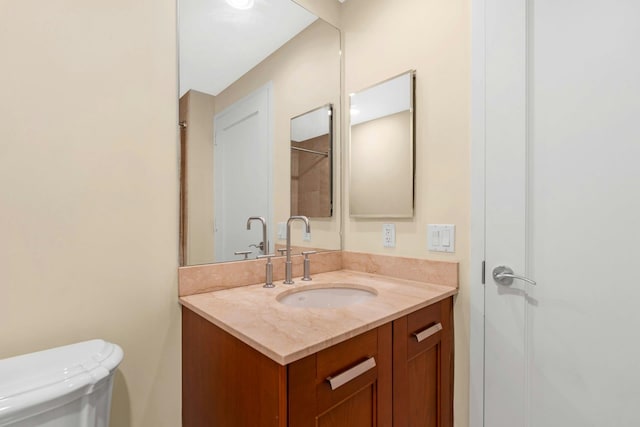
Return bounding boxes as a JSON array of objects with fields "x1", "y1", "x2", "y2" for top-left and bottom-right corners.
[
  {"x1": 179, "y1": 0, "x2": 342, "y2": 265},
  {"x1": 349, "y1": 71, "x2": 415, "y2": 218}
]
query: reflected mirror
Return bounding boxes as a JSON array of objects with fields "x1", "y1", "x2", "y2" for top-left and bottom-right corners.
[
  {"x1": 179, "y1": 0, "x2": 341, "y2": 265},
  {"x1": 291, "y1": 104, "x2": 333, "y2": 218},
  {"x1": 349, "y1": 71, "x2": 415, "y2": 218}
]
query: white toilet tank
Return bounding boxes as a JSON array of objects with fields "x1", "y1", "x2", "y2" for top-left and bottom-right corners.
[{"x1": 0, "y1": 339, "x2": 123, "y2": 427}]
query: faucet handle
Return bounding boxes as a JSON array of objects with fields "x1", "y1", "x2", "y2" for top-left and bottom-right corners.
[
  {"x1": 301, "y1": 251, "x2": 316, "y2": 281},
  {"x1": 277, "y1": 248, "x2": 289, "y2": 256},
  {"x1": 257, "y1": 254, "x2": 275, "y2": 288},
  {"x1": 234, "y1": 250, "x2": 252, "y2": 260}
]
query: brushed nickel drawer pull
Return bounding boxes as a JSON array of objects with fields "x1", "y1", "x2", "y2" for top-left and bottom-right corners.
[
  {"x1": 326, "y1": 357, "x2": 376, "y2": 390},
  {"x1": 413, "y1": 323, "x2": 443, "y2": 343}
]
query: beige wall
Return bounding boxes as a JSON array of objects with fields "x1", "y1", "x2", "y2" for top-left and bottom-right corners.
[
  {"x1": 215, "y1": 19, "x2": 342, "y2": 252},
  {"x1": 182, "y1": 90, "x2": 216, "y2": 265},
  {"x1": 341, "y1": 0, "x2": 471, "y2": 426},
  {"x1": 0, "y1": 1, "x2": 181, "y2": 426}
]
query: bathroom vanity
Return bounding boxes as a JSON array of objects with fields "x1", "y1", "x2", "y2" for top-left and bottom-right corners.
[{"x1": 180, "y1": 268, "x2": 455, "y2": 427}]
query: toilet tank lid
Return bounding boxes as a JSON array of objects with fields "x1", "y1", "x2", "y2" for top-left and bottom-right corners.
[{"x1": 0, "y1": 339, "x2": 123, "y2": 413}]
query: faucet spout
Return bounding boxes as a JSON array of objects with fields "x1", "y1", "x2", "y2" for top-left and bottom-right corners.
[
  {"x1": 246, "y1": 216, "x2": 268, "y2": 255},
  {"x1": 284, "y1": 215, "x2": 311, "y2": 284}
]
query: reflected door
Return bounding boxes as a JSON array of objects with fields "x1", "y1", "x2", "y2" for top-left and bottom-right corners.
[
  {"x1": 483, "y1": 0, "x2": 640, "y2": 425},
  {"x1": 214, "y1": 84, "x2": 272, "y2": 262}
]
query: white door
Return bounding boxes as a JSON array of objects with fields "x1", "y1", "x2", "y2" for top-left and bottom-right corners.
[
  {"x1": 214, "y1": 84, "x2": 272, "y2": 262},
  {"x1": 481, "y1": 1, "x2": 640, "y2": 425}
]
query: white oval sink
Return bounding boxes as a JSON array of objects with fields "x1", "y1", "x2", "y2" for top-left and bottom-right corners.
[{"x1": 277, "y1": 284, "x2": 377, "y2": 308}]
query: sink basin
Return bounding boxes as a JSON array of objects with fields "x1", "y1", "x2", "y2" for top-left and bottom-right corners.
[{"x1": 277, "y1": 284, "x2": 377, "y2": 308}]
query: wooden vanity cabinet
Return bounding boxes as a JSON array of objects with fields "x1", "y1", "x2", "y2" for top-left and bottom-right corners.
[{"x1": 182, "y1": 296, "x2": 453, "y2": 427}]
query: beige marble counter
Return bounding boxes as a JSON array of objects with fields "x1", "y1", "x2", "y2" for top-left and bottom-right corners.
[{"x1": 179, "y1": 269, "x2": 457, "y2": 365}]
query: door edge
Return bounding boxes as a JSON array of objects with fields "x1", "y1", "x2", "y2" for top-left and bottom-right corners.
[{"x1": 470, "y1": 0, "x2": 486, "y2": 426}]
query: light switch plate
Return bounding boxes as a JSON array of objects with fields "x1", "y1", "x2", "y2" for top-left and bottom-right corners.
[
  {"x1": 383, "y1": 223, "x2": 396, "y2": 248},
  {"x1": 428, "y1": 224, "x2": 455, "y2": 253}
]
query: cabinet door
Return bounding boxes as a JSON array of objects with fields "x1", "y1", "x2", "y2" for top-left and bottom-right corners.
[
  {"x1": 289, "y1": 325, "x2": 392, "y2": 427},
  {"x1": 182, "y1": 307, "x2": 287, "y2": 427},
  {"x1": 393, "y1": 297, "x2": 453, "y2": 427}
]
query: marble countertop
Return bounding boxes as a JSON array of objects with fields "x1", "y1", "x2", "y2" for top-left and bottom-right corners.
[{"x1": 179, "y1": 269, "x2": 457, "y2": 365}]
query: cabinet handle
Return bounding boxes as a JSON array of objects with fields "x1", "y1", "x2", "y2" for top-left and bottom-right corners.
[
  {"x1": 413, "y1": 323, "x2": 443, "y2": 343},
  {"x1": 326, "y1": 357, "x2": 376, "y2": 390}
]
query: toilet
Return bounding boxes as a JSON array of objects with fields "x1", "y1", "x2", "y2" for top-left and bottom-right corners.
[{"x1": 0, "y1": 339, "x2": 123, "y2": 427}]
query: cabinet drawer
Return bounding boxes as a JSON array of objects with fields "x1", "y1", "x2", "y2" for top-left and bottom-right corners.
[
  {"x1": 316, "y1": 329, "x2": 379, "y2": 412},
  {"x1": 288, "y1": 326, "x2": 392, "y2": 426},
  {"x1": 317, "y1": 329, "x2": 378, "y2": 380}
]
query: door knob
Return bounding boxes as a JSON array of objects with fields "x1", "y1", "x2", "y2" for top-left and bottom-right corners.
[
  {"x1": 249, "y1": 241, "x2": 265, "y2": 252},
  {"x1": 492, "y1": 266, "x2": 536, "y2": 286}
]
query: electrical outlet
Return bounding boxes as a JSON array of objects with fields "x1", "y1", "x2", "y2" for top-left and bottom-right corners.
[
  {"x1": 383, "y1": 223, "x2": 396, "y2": 248},
  {"x1": 303, "y1": 231, "x2": 311, "y2": 241},
  {"x1": 277, "y1": 222, "x2": 286, "y2": 240}
]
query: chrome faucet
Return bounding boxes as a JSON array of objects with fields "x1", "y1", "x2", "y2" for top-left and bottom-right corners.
[
  {"x1": 246, "y1": 216, "x2": 268, "y2": 255},
  {"x1": 284, "y1": 216, "x2": 310, "y2": 284}
]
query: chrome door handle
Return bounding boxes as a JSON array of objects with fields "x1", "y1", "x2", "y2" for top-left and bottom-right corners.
[
  {"x1": 249, "y1": 241, "x2": 265, "y2": 252},
  {"x1": 492, "y1": 266, "x2": 536, "y2": 286}
]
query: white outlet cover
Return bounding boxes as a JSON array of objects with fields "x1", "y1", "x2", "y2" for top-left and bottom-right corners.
[
  {"x1": 383, "y1": 223, "x2": 396, "y2": 248},
  {"x1": 303, "y1": 231, "x2": 311, "y2": 241},
  {"x1": 277, "y1": 222, "x2": 286, "y2": 240}
]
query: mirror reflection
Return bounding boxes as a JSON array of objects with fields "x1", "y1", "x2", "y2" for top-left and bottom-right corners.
[
  {"x1": 178, "y1": 0, "x2": 341, "y2": 265},
  {"x1": 349, "y1": 71, "x2": 415, "y2": 218},
  {"x1": 291, "y1": 104, "x2": 333, "y2": 218}
]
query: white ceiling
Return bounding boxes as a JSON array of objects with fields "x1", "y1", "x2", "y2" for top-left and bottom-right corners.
[
  {"x1": 291, "y1": 105, "x2": 331, "y2": 142},
  {"x1": 179, "y1": 0, "x2": 317, "y2": 97},
  {"x1": 350, "y1": 73, "x2": 412, "y2": 126}
]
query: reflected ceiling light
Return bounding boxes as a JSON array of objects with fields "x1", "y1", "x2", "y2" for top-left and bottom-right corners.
[
  {"x1": 225, "y1": 0, "x2": 254, "y2": 10},
  {"x1": 350, "y1": 107, "x2": 360, "y2": 115}
]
